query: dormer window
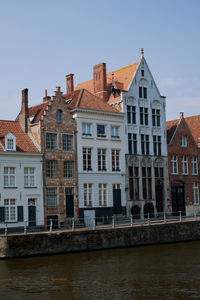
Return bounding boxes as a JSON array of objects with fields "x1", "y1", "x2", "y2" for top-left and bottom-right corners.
[{"x1": 5, "y1": 133, "x2": 16, "y2": 151}]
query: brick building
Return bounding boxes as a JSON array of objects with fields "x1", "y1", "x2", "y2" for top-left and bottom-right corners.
[
  {"x1": 18, "y1": 87, "x2": 78, "y2": 227},
  {"x1": 167, "y1": 112, "x2": 200, "y2": 216}
]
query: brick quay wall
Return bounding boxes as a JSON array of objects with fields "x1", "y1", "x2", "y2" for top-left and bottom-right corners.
[{"x1": 0, "y1": 221, "x2": 200, "y2": 258}]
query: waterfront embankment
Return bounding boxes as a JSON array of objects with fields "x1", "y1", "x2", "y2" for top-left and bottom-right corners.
[{"x1": 0, "y1": 219, "x2": 200, "y2": 258}]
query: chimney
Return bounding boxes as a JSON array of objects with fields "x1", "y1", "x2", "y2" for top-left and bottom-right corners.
[
  {"x1": 180, "y1": 112, "x2": 184, "y2": 119},
  {"x1": 66, "y1": 74, "x2": 74, "y2": 94},
  {"x1": 93, "y1": 62, "x2": 107, "y2": 101},
  {"x1": 19, "y1": 88, "x2": 29, "y2": 133},
  {"x1": 43, "y1": 89, "x2": 51, "y2": 102}
]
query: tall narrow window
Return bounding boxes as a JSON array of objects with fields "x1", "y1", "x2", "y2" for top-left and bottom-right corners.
[
  {"x1": 4, "y1": 167, "x2": 16, "y2": 187},
  {"x1": 180, "y1": 136, "x2": 187, "y2": 147},
  {"x1": 171, "y1": 155, "x2": 178, "y2": 174},
  {"x1": 112, "y1": 149, "x2": 120, "y2": 171},
  {"x1": 98, "y1": 184, "x2": 107, "y2": 206},
  {"x1": 98, "y1": 149, "x2": 106, "y2": 171},
  {"x1": 142, "y1": 167, "x2": 152, "y2": 200},
  {"x1": 129, "y1": 167, "x2": 139, "y2": 200},
  {"x1": 46, "y1": 188, "x2": 57, "y2": 208},
  {"x1": 4, "y1": 199, "x2": 16, "y2": 222},
  {"x1": 62, "y1": 134, "x2": 73, "y2": 151},
  {"x1": 139, "y1": 86, "x2": 147, "y2": 98},
  {"x1": 111, "y1": 126, "x2": 120, "y2": 139},
  {"x1": 83, "y1": 148, "x2": 92, "y2": 171},
  {"x1": 193, "y1": 183, "x2": 199, "y2": 205},
  {"x1": 153, "y1": 136, "x2": 161, "y2": 156},
  {"x1": 141, "y1": 135, "x2": 149, "y2": 155},
  {"x1": 82, "y1": 123, "x2": 92, "y2": 137},
  {"x1": 140, "y1": 107, "x2": 148, "y2": 125},
  {"x1": 128, "y1": 133, "x2": 137, "y2": 154},
  {"x1": 84, "y1": 184, "x2": 93, "y2": 207},
  {"x1": 56, "y1": 109, "x2": 63, "y2": 123},
  {"x1": 152, "y1": 109, "x2": 160, "y2": 126},
  {"x1": 64, "y1": 161, "x2": 74, "y2": 178},
  {"x1": 191, "y1": 157, "x2": 198, "y2": 175},
  {"x1": 182, "y1": 156, "x2": 188, "y2": 175},
  {"x1": 46, "y1": 133, "x2": 57, "y2": 150},
  {"x1": 127, "y1": 106, "x2": 136, "y2": 124},
  {"x1": 24, "y1": 167, "x2": 35, "y2": 187},
  {"x1": 46, "y1": 160, "x2": 57, "y2": 178},
  {"x1": 142, "y1": 167, "x2": 147, "y2": 200}
]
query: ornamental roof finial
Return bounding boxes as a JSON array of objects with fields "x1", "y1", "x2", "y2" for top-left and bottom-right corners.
[{"x1": 141, "y1": 48, "x2": 144, "y2": 56}]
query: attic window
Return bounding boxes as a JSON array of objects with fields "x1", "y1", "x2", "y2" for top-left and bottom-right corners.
[
  {"x1": 7, "y1": 139, "x2": 14, "y2": 150},
  {"x1": 5, "y1": 133, "x2": 16, "y2": 151},
  {"x1": 65, "y1": 98, "x2": 72, "y2": 105},
  {"x1": 56, "y1": 109, "x2": 63, "y2": 123},
  {"x1": 141, "y1": 69, "x2": 144, "y2": 77}
]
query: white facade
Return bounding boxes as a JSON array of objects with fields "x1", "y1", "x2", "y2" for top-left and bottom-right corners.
[
  {"x1": 0, "y1": 152, "x2": 44, "y2": 228},
  {"x1": 71, "y1": 108, "x2": 126, "y2": 219}
]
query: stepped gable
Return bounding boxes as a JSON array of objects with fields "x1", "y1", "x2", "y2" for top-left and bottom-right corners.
[
  {"x1": 64, "y1": 89, "x2": 119, "y2": 113},
  {"x1": 75, "y1": 62, "x2": 139, "y2": 104},
  {"x1": 0, "y1": 120, "x2": 39, "y2": 152},
  {"x1": 28, "y1": 101, "x2": 50, "y2": 124}
]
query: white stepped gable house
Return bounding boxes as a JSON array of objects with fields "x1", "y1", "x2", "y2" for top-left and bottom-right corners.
[
  {"x1": 75, "y1": 49, "x2": 169, "y2": 218},
  {"x1": 0, "y1": 120, "x2": 44, "y2": 229},
  {"x1": 64, "y1": 89, "x2": 126, "y2": 223}
]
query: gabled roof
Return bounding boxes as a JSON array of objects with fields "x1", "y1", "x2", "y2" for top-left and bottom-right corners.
[
  {"x1": 75, "y1": 62, "x2": 139, "y2": 104},
  {"x1": 29, "y1": 101, "x2": 49, "y2": 124},
  {"x1": 0, "y1": 120, "x2": 39, "y2": 153},
  {"x1": 64, "y1": 89, "x2": 119, "y2": 113},
  {"x1": 166, "y1": 114, "x2": 200, "y2": 145}
]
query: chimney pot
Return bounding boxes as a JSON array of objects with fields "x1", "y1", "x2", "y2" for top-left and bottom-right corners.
[
  {"x1": 66, "y1": 74, "x2": 74, "y2": 94},
  {"x1": 93, "y1": 62, "x2": 107, "y2": 101}
]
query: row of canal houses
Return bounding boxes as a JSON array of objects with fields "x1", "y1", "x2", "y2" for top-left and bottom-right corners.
[{"x1": 1, "y1": 49, "x2": 200, "y2": 229}]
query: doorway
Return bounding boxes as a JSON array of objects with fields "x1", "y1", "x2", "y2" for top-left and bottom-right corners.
[
  {"x1": 171, "y1": 181, "x2": 185, "y2": 216},
  {"x1": 28, "y1": 199, "x2": 36, "y2": 227}
]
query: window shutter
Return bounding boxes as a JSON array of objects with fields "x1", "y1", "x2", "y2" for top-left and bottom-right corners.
[
  {"x1": 0, "y1": 207, "x2": 5, "y2": 222},
  {"x1": 17, "y1": 206, "x2": 24, "y2": 222}
]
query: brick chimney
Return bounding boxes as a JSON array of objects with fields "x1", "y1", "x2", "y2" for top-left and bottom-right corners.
[
  {"x1": 66, "y1": 74, "x2": 74, "y2": 94},
  {"x1": 93, "y1": 63, "x2": 107, "y2": 101},
  {"x1": 43, "y1": 89, "x2": 51, "y2": 102},
  {"x1": 180, "y1": 112, "x2": 184, "y2": 119},
  {"x1": 18, "y1": 88, "x2": 29, "y2": 133}
]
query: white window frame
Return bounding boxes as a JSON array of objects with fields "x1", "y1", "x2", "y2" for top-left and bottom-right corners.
[
  {"x1": 84, "y1": 183, "x2": 93, "y2": 207},
  {"x1": 46, "y1": 133, "x2": 58, "y2": 150},
  {"x1": 4, "y1": 199, "x2": 16, "y2": 222},
  {"x1": 98, "y1": 149, "x2": 107, "y2": 171},
  {"x1": 82, "y1": 123, "x2": 92, "y2": 137},
  {"x1": 171, "y1": 155, "x2": 178, "y2": 175},
  {"x1": 64, "y1": 161, "x2": 74, "y2": 178},
  {"x1": 98, "y1": 183, "x2": 107, "y2": 207},
  {"x1": 24, "y1": 167, "x2": 36, "y2": 187},
  {"x1": 193, "y1": 183, "x2": 199, "y2": 205},
  {"x1": 180, "y1": 136, "x2": 187, "y2": 147},
  {"x1": 111, "y1": 149, "x2": 120, "y2": 171},
  {"x1": 5, "y1": 133, "x2": 16, "y2": 151},
  {"x1": 83, "y1": 147, "x2": 92, "y2": 171},
  {"x1": 182, "y1": 156, "x2": 188, "y2": 175},
  {"x1": 62, "y1": 134, "x2": 73, "y2": 151},
  {"x1": 46, "y1": 187, "x2": 57, "y2": 209},
  {"x1": 111, "y1": 126, "x2": 120, "y2": 139},
  {"x1": 4, "y1": 167, "x2": 16, "y2": 187},
  {"x1": 191, "y1": 156, "x2": 198, "y2": 175}
]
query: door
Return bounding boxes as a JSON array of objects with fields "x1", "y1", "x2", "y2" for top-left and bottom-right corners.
[
  {"x1": 84, "y1": 210, "x2": 95, "y2": 227},
  {"x1": 171, "y1": 182, "x2": 185, "y2": 216},
  {"x1": 66, "y1": 195, "x2": 74, "y2": 218},
  {"x1": 156, "y1": 183, "x2": 163, "y2": 212},
  {"x1": 113, "y1": 189, "x2": 122, "y2": 214},
  {"x1": 28, "y1": 205, "x2": 36, "y2": 227}
]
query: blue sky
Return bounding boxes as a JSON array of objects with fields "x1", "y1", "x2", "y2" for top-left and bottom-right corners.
[{"x1": 0, "y1": 0, "x2": 200, "y2": 121}]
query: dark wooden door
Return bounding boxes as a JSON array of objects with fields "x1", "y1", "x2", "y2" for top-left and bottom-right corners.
[
  {"x1": 66, "y1": 195, "x2": 74, "y2": 218},
  {"x1": 171, "y1": 182, "x2": 185, "y2": 216},
  {"x1": 156, "y1": 183, "x2": 163, "y2": 212},
  {"x1": 28, "y1": 206, "x2": 36, "y2": 227},
  {"x1": 113, "y1": 189, "x2": 122, "y2": 214}
]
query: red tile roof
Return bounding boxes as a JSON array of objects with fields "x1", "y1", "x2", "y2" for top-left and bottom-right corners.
[
  {"x1": 166, "y1": 119, "x2": 179, "y2": 144},
  {"x1": 0, "y1": 120, "x2": 39, "y2": 153},
  {"x1": 29, "y1": 101, "x2": 49, "y2": 124},
  {"x1": 64, "y1": 89, "x2": 119, "y2": 113},
  {"x1": 75, "y1": 62, "x2": 139, "y2": 104}
]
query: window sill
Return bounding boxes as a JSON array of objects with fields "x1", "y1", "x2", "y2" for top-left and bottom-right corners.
[
  {"x1": 5, "y1": 220, "x2": 17, "y2": 223},
  {"x1": 24, "y1": 186, "x2": 37, "y2": 189},
  {"x1": 4, "y1": 186, "x2": 17, "y2": 189},
  {"x1": 194, "y1": 203, "x2": 200, "y2": 206},
  {"x1": 96, "y1": 137, "x2": 108, "y2": 141},
  {"x1": 111, "y1": 137, "x2": 121, "y2": 141},
  {"x1": 82, "y1": 136, "x2": 94, "y2": 139}
]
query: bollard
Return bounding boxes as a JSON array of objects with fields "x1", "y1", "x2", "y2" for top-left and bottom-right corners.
[
  {"x1": 179, "y1": 211, "x2": 182, "y2": 222},
  {"x1": 164, "y1": 211, "x2": 166, "y2": 223},
  {"x1": 5, "y1": 224, "x2": 7, "y2": 236},
  {"x1": 112, "y1": 216, "x2": 115, "y2": 228},
  {"x1": 131, "y1": 215, "x2": 133, "y2": 226},
  {"x1": 24, "y1": 221, "x2": 27, "y2": 234},
  {"x1": 148, "y1": 213, "x2": 150, "y2": 225},
  {"x1": 72, "y1": 218, "x2": 75, "y2": 231},
  {"x1": 50, "y1": 218, "x2": 53, "y2": 232}
]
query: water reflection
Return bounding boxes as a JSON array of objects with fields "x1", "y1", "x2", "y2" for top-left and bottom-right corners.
[{"x1": 0, "y1": 242, "x2": 200, "y2": 299}]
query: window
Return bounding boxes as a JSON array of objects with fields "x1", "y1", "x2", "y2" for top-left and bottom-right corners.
[
  {"x1": 98, "y1": 149, "x2": 106, "y2": 171},
  {"x1": 191, "y1": 157, "x2": 198, "y2": 175},
  {"x1": 83, "y1": 148, "x2": 92, "y2": 171},
  {"x1": 129, "y1": 167, "x2": 139, "y2": 200},
  {"x1": 64, "y1": 161, "x2": 74, "y2": 178},
  {"x1": 46, "y1": 133, "x2": 57, "y2": 150},
  {"x1": 24, "y1": 167, "x2": 35, "y2": 187},
  {"x1": 46, "y1": 188, "x2": 57, "y2": 208},
  {"x1": 5, "y1": 133, "x2": 16, "y2": 151},
  {"x1": 171, "y1": 155, "x2": 178, "y2": 174},
  {"x1": 112, "y1": 149, "x2": 120, "y2": 171},
  {"x1": 140, "y1": 107, "x2": 148, "y2": 125},
  {"x1": 4, "y1": 167, "x2": 16, "y2": 187},
  {"x1": 193, "y1": 183, "x2": 199, "y2": 205},
  {"x1": 7, "y1": 139, "x2": 14, "y2": 150},
  {"x1": 84, "y1": 184, "x2": 92, "y2": 207},
  {"x1": 141, "y1": 69, "x2": 144, "y2": 77},
  {"x1": 111, "y1": 126, "x2": 120, "y2": 139},
  {"x1": 4, "y1": 199, "x2": 16, "y2": 222},
  {"x1": 82, "y1": 123, "x2": 92, "y2": 137},
  {"x1": 155, "y1": 167, "x2": 164, "y2": 178},
  {"x1": 46, "y1": 160, "x2": 57, "y2": 178},
  {"x1": 141, "y1": 135, "x2": 149, "y2": 155},
  {"x1": 142, "y1": 167, "x2": 152, "y2": 200},
  {"x1": 182, "y1": 156, "x2": 188, "y2": 175},
  {"x1": 180, "y1": 136, "x2": 187, "y2": 147},
  {"x1": 127, "y1": 106, "x2": 136, "y2": 124},
  {"x1": 128, "y1": 133, "x2": 137, "y2": 154},
  {"x1": 152, "y1": 109, "x2": 160, "y2": 127},
  {"x1": 98, "y1": 184, "x2": 107, "y2": 206},
  {"x1": 139, "y1": 86, "x2": 147, "y2": 98},
  {"x1": 97, "y1": 124, "x2": 106, "y2": 138},
  {"x1": 56, "y1": 109, "x2": 63, "y2": 123},
  {"x1": 153, "y1": 136, "x2": 161, "y2": 156},
  {"x1": 62, "y1": 134, "x2": 73, "y2": 151}
]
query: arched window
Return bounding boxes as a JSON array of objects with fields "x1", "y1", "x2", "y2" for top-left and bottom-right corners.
[{"x1": 56, "y1": 109, "x2": 63, "y2": 123}]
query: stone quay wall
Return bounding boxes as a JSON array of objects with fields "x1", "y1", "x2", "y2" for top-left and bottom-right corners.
[{"x1": 0, "y1": 221, "x2": 200, "y2": 258}]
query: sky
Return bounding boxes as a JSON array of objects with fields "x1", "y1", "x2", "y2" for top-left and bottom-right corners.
[{"x1": 0, "y1": 0, "x2": 200, "y2": 121}]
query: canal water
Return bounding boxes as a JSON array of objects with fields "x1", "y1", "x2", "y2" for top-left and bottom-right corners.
[{"x1": 0, "y1": 241, "x2": 200, "y2": 300}]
